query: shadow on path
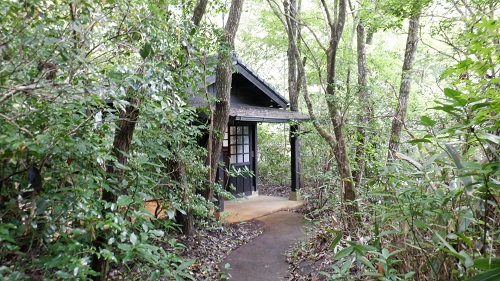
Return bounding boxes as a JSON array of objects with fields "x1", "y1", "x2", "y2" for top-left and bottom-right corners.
[{"x1": 223, "y1": 211, "x2": 306, "y2": 280}]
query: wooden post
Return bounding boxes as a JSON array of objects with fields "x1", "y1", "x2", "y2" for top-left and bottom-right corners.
[{"x1": 289, "y1": 124, "x2": 301, "y2": 201}]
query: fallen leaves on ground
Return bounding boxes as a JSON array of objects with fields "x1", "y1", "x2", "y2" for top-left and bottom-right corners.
[
  {"x1": 107, "y1": 219, "x2": 264, "y2": 280},
  {"x1": 174, "y1": 220, "x2": 264, "y2": 280},
  {"x1": 259, "y1": 184, "x2": 291, "y2": 198}
]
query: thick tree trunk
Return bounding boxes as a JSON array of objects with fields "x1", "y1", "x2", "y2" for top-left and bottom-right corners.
[
  {"x1": 92, "y1": 96, "x2": 142, "y2": 281},
  {"x1": 387, "y1": 13, "x2": 420, "y2": 161},
  {"x1": 203, "y1": 0, "x2": 244, "y2": 202},
  {"x1": 353, "y1": 22, "x2": 371, "y2": 189}
]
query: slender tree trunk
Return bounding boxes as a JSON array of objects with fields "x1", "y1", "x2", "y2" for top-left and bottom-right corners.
[
  {"x1": 353, "y1": 21, "x2": 371, "y2": 189},
  {"x1": 272, "y1": 0, "x2": 358, "y2": 217},
  {"x1": 285, "y1": 0, "x2": 298, "y2": 112},
  {"x1": 203, "y1": 0, "x2": 244, "y2": 202},
  {"x1": 168, "y1": 146, "x2": 194, "y2": 236},
  {"x1": 92, "y1": 96, "x2": 142, "y2": 281},
  {"x1": 285, "y1": 0, "x2": 303, "y2": 193},
  {"x1": 322, "y1": 0, "x2": 359, "y2": 215},
  {"x1": 164, "y1": 0, "x2": 210, "y2": 236},
  {"x1": 387, "y1": 13, "x2": 420, "y2": 161}
]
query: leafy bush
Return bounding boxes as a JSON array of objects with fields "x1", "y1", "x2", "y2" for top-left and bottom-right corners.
[{"x1": 0, "y1": 0, "x2": 219, "y2": 279}]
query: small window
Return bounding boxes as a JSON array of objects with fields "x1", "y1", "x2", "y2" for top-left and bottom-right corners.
[{"x1": 228, "y1": 125, "x2": 251, "y2": 164}]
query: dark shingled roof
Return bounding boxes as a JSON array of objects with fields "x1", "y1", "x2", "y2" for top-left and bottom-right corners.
[
  {"x1": 197, "y1": 56, "x2": 310, "y2": 123},
  {"x1": 231, "y1": 57, "x2": 289, "y2": 109}
]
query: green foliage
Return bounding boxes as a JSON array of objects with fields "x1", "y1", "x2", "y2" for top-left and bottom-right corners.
[
  {"x1": 235, "y1": 2, "x2": 499, "y2": 280},
  {"x1": 320, "y1": 83, "x2": 498, "y2": 280},
  {"x1": 316, "y1": 4, "x2": 499, "y2": 275},
  {"x1": 0, "y1": 0, "x2": 224, "y2": 279},
  {"x1": 355, "y1": 0, "x2": 432, "y2": 34},
  {"x1": 467, "y1": 259, "x2": 500, "y2": 281},
  {"x1": 257, "y1": 123, "x2": 291, "y2": 186}
]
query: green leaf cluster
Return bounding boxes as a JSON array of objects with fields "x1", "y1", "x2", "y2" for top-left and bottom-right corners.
[{"x1": 0, "y1": 0, "x2": 226, "y2": 279}]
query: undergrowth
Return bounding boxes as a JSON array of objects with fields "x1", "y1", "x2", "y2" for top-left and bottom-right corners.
[{"x1": 287, "y1": 87, "x2": 499, "y2": 281}]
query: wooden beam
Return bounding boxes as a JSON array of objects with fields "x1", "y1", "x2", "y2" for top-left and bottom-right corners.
[{"x1": 290, "y1": 124, "x2": 300, "y2": 193}]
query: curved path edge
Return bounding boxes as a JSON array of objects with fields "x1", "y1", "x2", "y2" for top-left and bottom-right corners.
[{"x1": 223, "y1": 211, "x2": 307, "y2": 281}]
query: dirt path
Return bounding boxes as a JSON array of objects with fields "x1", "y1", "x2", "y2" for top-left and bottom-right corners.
[{"x1": 223, "y1": 211, "x2": 307, "y2": 280}]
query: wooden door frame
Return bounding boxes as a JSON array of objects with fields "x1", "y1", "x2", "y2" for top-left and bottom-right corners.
[{"x1": 225, "y1": 122, "x2": 257, "y2": 196}]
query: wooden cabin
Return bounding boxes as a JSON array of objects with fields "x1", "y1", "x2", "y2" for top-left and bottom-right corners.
[{"x1": 193, "y1": 57, "x2": 309, "y2": 208}]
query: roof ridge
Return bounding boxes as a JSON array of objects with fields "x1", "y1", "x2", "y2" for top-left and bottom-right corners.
[{"x1": 232, "y1": 56, "x2": 289, "y2": 107}]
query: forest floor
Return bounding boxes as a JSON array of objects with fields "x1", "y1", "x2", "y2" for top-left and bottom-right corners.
[
  {"x1": 172, "y1": 184, "x2": 312, "y2": 280},
  {"x1": 109, "y1": 217, "x2": 264, "y2": 280},
  {"x1": 109, "y1": 184, "x2": 325, "y2": 280}
]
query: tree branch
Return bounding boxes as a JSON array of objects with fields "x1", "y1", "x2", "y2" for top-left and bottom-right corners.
[
  {"x1": 320, "y1": 0, "x2": 334, "y2": 29},
  {"x1": 0, "y1": 112, "x2": 34, "y2": 137},
  {"x1": 300, "y1": 57, "x2": 337, "y2": 149}
]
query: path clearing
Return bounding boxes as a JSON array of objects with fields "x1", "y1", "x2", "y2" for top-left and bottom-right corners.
[{"x1": 223, "y1": 211, "x2": 306, "y2": 280}]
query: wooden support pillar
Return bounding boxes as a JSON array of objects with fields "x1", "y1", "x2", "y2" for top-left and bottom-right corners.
[{"x1": 289, "y1": 124, "x2": 301, "y2": 201}]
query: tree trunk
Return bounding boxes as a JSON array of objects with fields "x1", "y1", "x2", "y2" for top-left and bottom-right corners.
[
  {"x1": 102, "y1": 97, "x2": 142, "y2": 202},
  {"x1": 322, "y1": 0, "x2": 359, "y2": 215},
  {"x1": 387, "y1": 13, "x2": 420, "y2": 161},
  {"x1": 353, "y1": 22, "x2": 371, "y2": 190},
  {"x1": 285, "y1": 0, "x2": 303, "y2": 192},
  {"x1": 167, "y1": 147, "x2": 195, "y2": 236},
  {"x1": 285, "y1": 0, "x2": 298, "y2": 112},
  {"x1": 192, "y1": 0, "x2": 209, "y2": 26},
  {"x1": 92, "y1": 96, "x2": 142, "y2": 281},
  {"x1": 162, "y1": 1, "x2": 211, "y2": 236},
  {"x1": 203, "y1": 0, "x2": 244, "y2": 202},
  {"x1": 273, "y1": 0, "x2": 358, "y2": 217}
]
